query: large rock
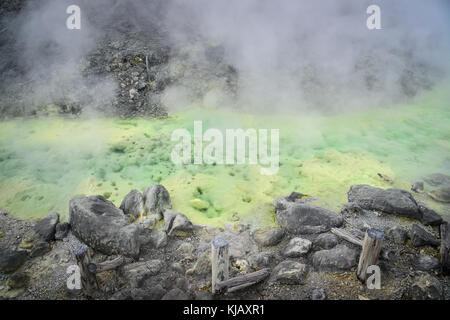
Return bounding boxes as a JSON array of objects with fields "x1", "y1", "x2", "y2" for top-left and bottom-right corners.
[
  {"x1": 410, "y1": 224, "x2": 440, "y2": 247},
  {"x1": 314, "y1": 233, "x2": 338, "y2": 249},
  {"x1": 0, "y1": 250, "x2": 28, "y2": 273},
  {"x1": 270, "y1": 260, "x2": 309, "y2": 284},
  {"x1": 34, "y1": 212, "x2": 59, "y2": 241},
  {"x1": 347, "y1": 185, "x2": 421, "y2": 219},
  {"x1": 120, "y1": 190, "x2": 144, "y2": 219},
  {"x1": 274, "y1": 200, "x2": 343, "y2": 234},
  {"x1": 55, "y1": 222, "x2": 70, "y2": 240},
  {"x1": 440, "y1": 222, "x2": 450, "y2": 275},
  {"x1": 428, "y1": 186, "x2": 450, "y2": 203},
  {"x1": 418, "y1": 205, "x2": 443, "y2": 226},
  {"x1": 283, "y1": 237, "x2": 312, "y2": 257},
  {"x1": 69, "y1": 195, "x2": 141, "y2": 257},
  {"x1": 143, "y1": 184, "x2": 172, "y2": 219},
  {"x1": 414, "y1": 254, "x2": 441, "y2": 272},
  {"x1": 312, "y1": 245, "x2": 359, "y2": 272},
  {"x1": 163, "y1": 210, "x2": 193, "y2": 236},
  {"x1": 253, "y1": 228, "x2": 284, "y2": 247}
]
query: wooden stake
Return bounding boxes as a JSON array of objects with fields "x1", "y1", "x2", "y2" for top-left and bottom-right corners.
[
  {"x1": 357, "y1": 228, "x2": 384, "y2": 282},
  {"x1": 215, "y1": 268, "x2": 270, "y2": 293},
  {"x1": 211, "y1": 237, "x2": 229, "y2": 294},
  {"x1": 73, "y1": 244, "x2": 99, "y2": 298}
]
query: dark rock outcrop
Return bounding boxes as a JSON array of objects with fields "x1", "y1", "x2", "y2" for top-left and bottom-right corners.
[
  {"x1": 414, "y1": 254, "x2": 441, "y2": 272},
  {"x1": 69, "y1": 195, "x2": 140, "y2": 257},
  {"x1": 409, "y1": 224, "x2": 440, "y2": 247},
  {"x1": 270, "y1": 260, "x2": 309, "y2": 284},
  {"x1": 120, "y1": 190, "x2": 144, "y2": 219},
  {"x1": 410, "y1": 273, "x2": 443, "y2": 300},
  {"x1": 418, "y1": 205, "x2": 442, "y2": 226},
  {"x1": 347, "y1": 185, "x2": 421, "y2": 219},
  {"x1": 386, "y1": 226, "x2": 408, "y2": 244},
  {"x1": 312, "y1": 245, "x2": 359, "y2": 272},
  {"x1": 34, "y1": 212, "x2": 59, "y2": 241},
  {"x1": 274, "y1": 199, "x2": 343, "y2": 234},
  {"x1": 143, "y1": 184, "x2": 172, "y2": 219},
  {"x1": 0, "y1": 250, "x2": 28, "y2": 273},
  {"x1": 55, "y1": 222, "x2": 70, "y2": 240},
  {"x1": 314, "y1": 233, "x2": 338, "y2": 249}
]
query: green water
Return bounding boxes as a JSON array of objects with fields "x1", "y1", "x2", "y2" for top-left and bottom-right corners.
[{"x1": 0, "y1": 86, "x2": 449, "y2": 226}]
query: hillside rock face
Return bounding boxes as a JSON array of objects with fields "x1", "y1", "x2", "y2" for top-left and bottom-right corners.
[
  {"x1": 69, "y1": 195, "x2": 140, "y2": 257},
  {"x1": 347, "y1": 184, "x2": 421, "y2": 219}
]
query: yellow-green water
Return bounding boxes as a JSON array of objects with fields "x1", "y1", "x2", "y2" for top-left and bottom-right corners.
[{"x1": 0, "y1": 86, "x2": 449, "y2": 226}]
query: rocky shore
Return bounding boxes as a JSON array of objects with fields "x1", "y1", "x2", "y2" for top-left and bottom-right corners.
[{"x1": 1, "y1": 174, "x2": 449, "y2": 300}]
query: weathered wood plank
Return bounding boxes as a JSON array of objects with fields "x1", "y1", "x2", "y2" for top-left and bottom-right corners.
[
  {"x1": 211, "y1": 237, "x2": 229, "y2": 294},
  {"x1": 87, "y1": 256, "x2": 130, "y2": 273},
  {"x1": 215, "y1": 268, "x2": 270, "y2": 293},
  {"x1": 357, "y1": 228, "x2": 384, "y2": 282},
  {"x1": 73, "y1": 244, "x2": 98, "y2": 297}
]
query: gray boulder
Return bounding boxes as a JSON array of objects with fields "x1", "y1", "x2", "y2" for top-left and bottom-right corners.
[
  {"x1": 411, "y1": 181, "x2": 424, "y2": 193},
  {"x1": 0, "y1": 250, "x2": 28, "y2": 273},
  {"x1": 314, "y1": 233, "x2": 338, "y2": 249},
  {"x1": 163, "y1": 210, "x2": 193, "y2": 235},
  {"x1": 149, "y1": 230, "x2": 168, "y2": 248},
  {"x1": 428, "y1": 186, "x2": 450, "y2": 203},
  {"x1": 418, "y1": 205, "x2": 442, "y2": 226},
  {"x1": 414, "y1": 254, "x2": 441, "y2": 272},
  {"x1": 69, "y1": 195, "x2": 141, "y2": 257},
  {"x1": 248, "y1": 252, "x2": 275, "y2": 269},
  {"x1": 253, "y1": 228, "x2": 284, "y2": 247},
  {"x1": 283, "y1": 237, "x2": 312, "y2": 257},
  {"x1": 143, "y1": 184, "x2": 172, "y2": 219},
  {"x1": 410, "y1": 224, "x2": 440, "y2": 247},
  {"x1": 275, "y1": 201, "x2": 343, "y2": 234},
  {"x1": 270, "y1": 260, "x2": 309, "y2": 284},
  {"x1": 423, "y1": 173, "x2": 450, "y2": 187},
  {"x1": 312, "y1": 245, "x2": 359, "y2": 272},
  {"x1": 347, "y1": 185, "x2": 421, "y2": 219},
  {"x1": 120, "y1": 190, "x2": 144, "y2": 219},
  {"x1": 34, "y1": 212, "x2": 59, "y2": 241}
]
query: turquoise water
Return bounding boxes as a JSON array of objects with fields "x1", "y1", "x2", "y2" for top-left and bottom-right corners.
[{"x1": 0, "y1": 85, "x2": 449, "y2": 226}]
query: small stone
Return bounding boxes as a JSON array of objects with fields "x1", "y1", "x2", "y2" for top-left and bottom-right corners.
[
  {"x1": 247, "y1": 252, "x2": 275, "y2": 269},
  {"x1": 164, "y1": 210, "x2": 193, "y2": 236},
  {"x1": 414, "y1": 254, "x2": 441, "y2": 272},
  {"x1": 410, "y1": 273, "x2": 443, "y2": 300},
  {"x1": 171, "y1": 262, "x2": 185, "y2": 274},
  {"x1": 312, "y1": 245, "x2": 359, "y2": 272},
  {"x1": 7, "y1": 272, "x2": 29, "y2": 289},
  {"x1": 283, "y1": 237, "x2": 312, "y2": 257},
  {"x1": 143, "y1": 184, "x2": 172, "y2": 219},
  {"x1": 175, "y1": 277, "x2": 190, "y2": 291},
  {"x1": 0, "y1": 250, "x2": 28, "y2": 273},
  {"x1": 411, "y1": 181, "x2": 424, "y2": 193},
  {"x1": 311, "y1": 288, "x2": 326, "y2": 300},
  {"x1": 270, "y1": 260, "x2": 309, "y2": 285},
  {"x1": 120, "y1": 190, "x2": 144, "y2": 219},
  {"x1": 314, "y1": 233, "x2": 338, "y2": 249},
  {"x1": 186, "y1": 252, "x2": 211, "y2": 276},
  {"x1": 410, "y1": 224, "x2": 440, "y2": 247},
  {"x1": 253, "y1": 228, "x2": 284, "y2": 247}
]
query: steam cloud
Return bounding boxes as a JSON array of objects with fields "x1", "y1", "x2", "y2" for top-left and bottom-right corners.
[{"x1": 1, "y1": 0, "x2": 449, "y2": 116}]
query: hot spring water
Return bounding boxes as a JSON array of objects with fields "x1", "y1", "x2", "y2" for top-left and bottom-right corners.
[{"x1": 0, "y1": 87, "x2": 449, "y2": 226}]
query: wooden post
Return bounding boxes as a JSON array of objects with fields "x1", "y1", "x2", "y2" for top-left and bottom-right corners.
[
  {"x1": 357, "y1": 228, "x2": 384, "y2": 282},
  {"x1": 215, "y1": 268, "x2": 270, "y2": 293},
  {"x1": 441, "y1": 222, "x2": 450, "y2": 275},
  {"x1": 211, "y1": 237, "x2": 229, "y2": 294},
  {"x1": 73, "y1": 244, "x2": 99, "y2": 298}
]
